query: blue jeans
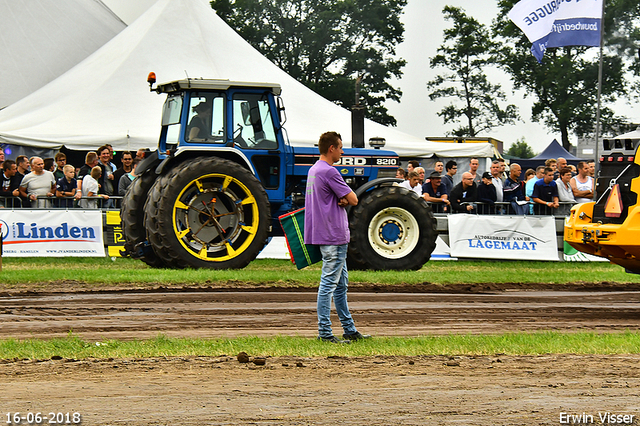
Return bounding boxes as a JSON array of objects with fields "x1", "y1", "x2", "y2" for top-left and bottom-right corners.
[{"x1": 317, "y1": 244, "x2": 357, "y2": 338}]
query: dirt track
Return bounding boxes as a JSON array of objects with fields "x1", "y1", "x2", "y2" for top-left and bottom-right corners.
[
  {"x1": 2, "y1": 285, "x2": 640, "y2": 425},
  {"x1": 1, "y1": 287, "x2": 640, "y2": 340}
]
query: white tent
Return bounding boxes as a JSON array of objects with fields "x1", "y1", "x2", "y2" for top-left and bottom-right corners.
[
  {"x1": 0, "y1": 0, "x2": 125, "y2": 109},
  {"x1": 613, "y1": 127, "x2": 640, "y2": 140},
  {"x1": 0, "y1": 0, "x2": 492, "y2": 159}
]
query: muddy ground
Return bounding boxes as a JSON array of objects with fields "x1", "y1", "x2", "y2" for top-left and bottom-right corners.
[{"x1": 2, "y1": 282, "x2": 640, "y2": 425}]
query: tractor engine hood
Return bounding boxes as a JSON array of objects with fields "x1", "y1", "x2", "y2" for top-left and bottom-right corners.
[{"x1": 290, "y1": 146, "x2": 400, "y2": 179}]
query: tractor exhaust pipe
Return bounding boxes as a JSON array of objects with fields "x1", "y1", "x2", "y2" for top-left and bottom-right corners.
[
  {"x1": 351, "y1": 105, "x2": 365, "y2": 149},
  {"x1": 351, "y1": 73, "x2": 365, "y2": 148}
]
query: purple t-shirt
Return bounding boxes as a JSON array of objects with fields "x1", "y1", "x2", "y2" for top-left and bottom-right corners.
[{"x1": 304, "y1": 160, "x2": 352, "y2": 245}]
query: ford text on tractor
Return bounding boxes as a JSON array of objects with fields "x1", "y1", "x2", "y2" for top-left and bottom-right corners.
[
  {"x1": 565, "y1": 138, "x2": 640, "y2": 272},
  {"x1": 120, "y1": 75, "x2": 437, "y2": 270}
]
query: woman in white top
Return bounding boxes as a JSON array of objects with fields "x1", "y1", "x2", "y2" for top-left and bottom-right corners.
[{"x1": 556, "y1": 167, "x2": 576, "y2": 216}]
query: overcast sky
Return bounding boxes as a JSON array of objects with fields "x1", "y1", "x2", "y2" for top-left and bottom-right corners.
[
  {"x1": 390, "y1": 0, "x2": 640, "y2": 154},
  {"x1": 388, "y1": 0, "x2": 552, "y2": 151},
  {"x1": 102, "y1": 0, "x2": 639, "y2": 154}
]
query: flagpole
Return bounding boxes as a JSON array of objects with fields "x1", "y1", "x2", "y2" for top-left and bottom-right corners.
[{"x1": 594, "y1": 0, "x2": 606, "y2": 189}]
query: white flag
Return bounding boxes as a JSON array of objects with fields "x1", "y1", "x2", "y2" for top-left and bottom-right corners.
[{"x1": 508, "y1": 0, "x2": 603, "y2": 62}]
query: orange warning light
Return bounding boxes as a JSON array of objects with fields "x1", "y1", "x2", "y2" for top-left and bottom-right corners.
[
  {"x1": 147, "y1": 72, "x2": 157, "y2": 89},
  {"x1": 605, "y1": 184, "x2": 623, "y2": 218}
]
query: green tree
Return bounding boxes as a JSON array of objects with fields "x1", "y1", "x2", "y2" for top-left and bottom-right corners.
[
  {"x1": 604, "y1": 0, "x2": 640, "y2": 73},
  {"x1": 427, "y1": 6, "x2": 519, "y2": 137},
  {"x1": 211, "y1": 0, "x2": 407, "y2": 126},
  {"x1": 493, "y1": 0, "x2": 637, "y2": 150},
  {"x1": 506, "y1": 137, "x2": 536, "y2": 159}
]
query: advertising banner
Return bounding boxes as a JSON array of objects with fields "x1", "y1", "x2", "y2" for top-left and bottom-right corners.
[
  {"x1": 104, "y1": 210, "x2": 125, "y2": 257},
  {"x1": 448, "y1": 215, "x2": 559, "y2": 261},
  {"x1": 0, "y1": 210, "x2": 105, "y2": 257},
  {"x1": 508, "y1": 0, "x2": 603, "y2": 62}
]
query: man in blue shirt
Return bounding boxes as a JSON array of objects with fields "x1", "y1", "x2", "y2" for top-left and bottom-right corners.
[
  {"x1": 532, "y1": 167, "x2": 559, "y2": 215},
  {"x1": 423, "y1": 171, "x2": 449, "y2": 213}
]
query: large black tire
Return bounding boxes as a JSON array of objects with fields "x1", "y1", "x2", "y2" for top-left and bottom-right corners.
[
  {"x1": 144, "y1": 169, "x2": 185, "y2": 269},
  {"x1": 144, "y1": 157, "x2": 271, "y2": 269},
  {"x1": 120, "y1": 171, "x2": 165, "y2": 267},
  {"x1": 348, "y1": 186, "x2": 437, "y2": 270}
]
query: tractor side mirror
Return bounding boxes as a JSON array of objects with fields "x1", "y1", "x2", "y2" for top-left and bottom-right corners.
[{"x1": 277, "y1": 96, "x2": 287, "y2": 126}]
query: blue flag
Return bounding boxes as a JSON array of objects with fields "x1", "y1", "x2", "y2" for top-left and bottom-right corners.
[{"x1": 508, "y1": 0, "x2": 603, "y2": 62}]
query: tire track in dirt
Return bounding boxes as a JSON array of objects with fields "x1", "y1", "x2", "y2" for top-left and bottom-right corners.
[{"x1": 1, "y1": 290, "x2": 639, "y2": 340}]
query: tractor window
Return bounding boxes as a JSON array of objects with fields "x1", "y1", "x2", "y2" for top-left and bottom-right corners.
[
  {"x1": 185, "y1": 94, "x2": 225, "y2": 143},
  {"x1": 165, "y1": 123, "x2": 180, "y2": 147},
  {"x1": 162, "y1": 95, "x2": 182, "y2": 125},
  {"x1": 162, "y1": 95, "x2": 182, "y2": 148},
  {"x1": 232, "y1": 93, "x2": 278, "y2": 150}
]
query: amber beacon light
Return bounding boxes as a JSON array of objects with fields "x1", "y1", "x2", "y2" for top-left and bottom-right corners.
[{"x1": 147, "y1": 72, "x2": 157, "y2": 90}]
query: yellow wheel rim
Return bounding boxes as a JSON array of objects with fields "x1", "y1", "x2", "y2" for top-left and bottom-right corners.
[{"x1": 171, "y1": 173, "x2": 260, "y2": 262}]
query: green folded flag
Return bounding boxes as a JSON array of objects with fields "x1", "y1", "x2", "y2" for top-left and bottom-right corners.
[{"x1": 278, "y1": 208, "x2": 322, "y2": 269}]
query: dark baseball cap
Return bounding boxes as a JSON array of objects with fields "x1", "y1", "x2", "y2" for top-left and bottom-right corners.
[{"x1": 482, "y1": 171, "x2": 492, "y2": 180}]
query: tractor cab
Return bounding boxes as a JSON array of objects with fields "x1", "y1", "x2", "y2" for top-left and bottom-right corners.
[{"x1": 151, "y1": 77, "x2": 289, "y2": 202}]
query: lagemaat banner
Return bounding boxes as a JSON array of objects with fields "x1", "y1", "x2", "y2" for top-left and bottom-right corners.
[
  {"x1": 508, "y1": 0, "x2": 603, "y2": 62},
  {"x1": 0, "y1": 210, "x2": 105, "y2": 257},
  {"x1": 448, "y1": 215, "x2": 559, "y2": 261}
]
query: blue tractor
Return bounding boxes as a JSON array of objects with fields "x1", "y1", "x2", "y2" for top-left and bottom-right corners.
[{"x1": 120, "y1": 76, "x2": 437, "y2": 270}]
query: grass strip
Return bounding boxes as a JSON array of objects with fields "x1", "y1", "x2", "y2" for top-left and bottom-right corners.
[
  {"x1": 1, "y1": 257, "x2": 639, "y2": 287},
  {"x1": 2, "y1": 332, "x2": 640, "y2": 359}
]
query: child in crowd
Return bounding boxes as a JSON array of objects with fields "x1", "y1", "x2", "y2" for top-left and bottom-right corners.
[
  {"x1": 55, "y1": 164, "x2": 77, "y2": 208},
  {"x1": 79, "y1": 166, "x2": 109, "y2": 209}
]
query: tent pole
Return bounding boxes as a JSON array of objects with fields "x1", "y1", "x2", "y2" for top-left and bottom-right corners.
[{"x1": 593, "y1": 0, "x2": 606, "y2": 195}]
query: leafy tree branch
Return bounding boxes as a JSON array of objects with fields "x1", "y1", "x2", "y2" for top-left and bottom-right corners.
[{"x1": 212, "y1": 0, "x2": 407, "y2": 126}]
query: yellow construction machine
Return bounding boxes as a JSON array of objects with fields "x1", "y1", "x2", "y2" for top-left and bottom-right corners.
[{"x1": 564, "y1": 138, "x2": 640, "y2": 272}]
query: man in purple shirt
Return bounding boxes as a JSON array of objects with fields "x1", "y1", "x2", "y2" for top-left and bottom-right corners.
[{"x1": 304, "y1": 131, "x2": 370, "y2": 344}]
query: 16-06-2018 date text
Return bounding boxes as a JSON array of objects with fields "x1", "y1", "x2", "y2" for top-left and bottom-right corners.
[{"x1": 5, "y1": 412, "x2": 81, "y2": 425}]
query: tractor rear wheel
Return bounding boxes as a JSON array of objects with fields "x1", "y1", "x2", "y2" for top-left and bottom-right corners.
[
  {"x1": 144, "y1": 157, "x2": 271, "y2": 269},
  {"x1": 144, "y1": 169, "x2": 185, "y2": 269},
  {"x1": 348, "y1": 186, "x2": 437, "y2": 270},
  {"x1": 120, "y1": 171, "x2": 165, "y2": 267}
]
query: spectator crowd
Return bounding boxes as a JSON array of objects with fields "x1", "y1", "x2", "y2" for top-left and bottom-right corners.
[
  {"x1": 395, "y1": 156, "x2": 596, "y2": 216},
  {"x1": 0, "y1": 145, "x2": 147, "y2": 208},
  {"x1": 0, "y1": 145, "x2": 596, "y2": 217}
]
